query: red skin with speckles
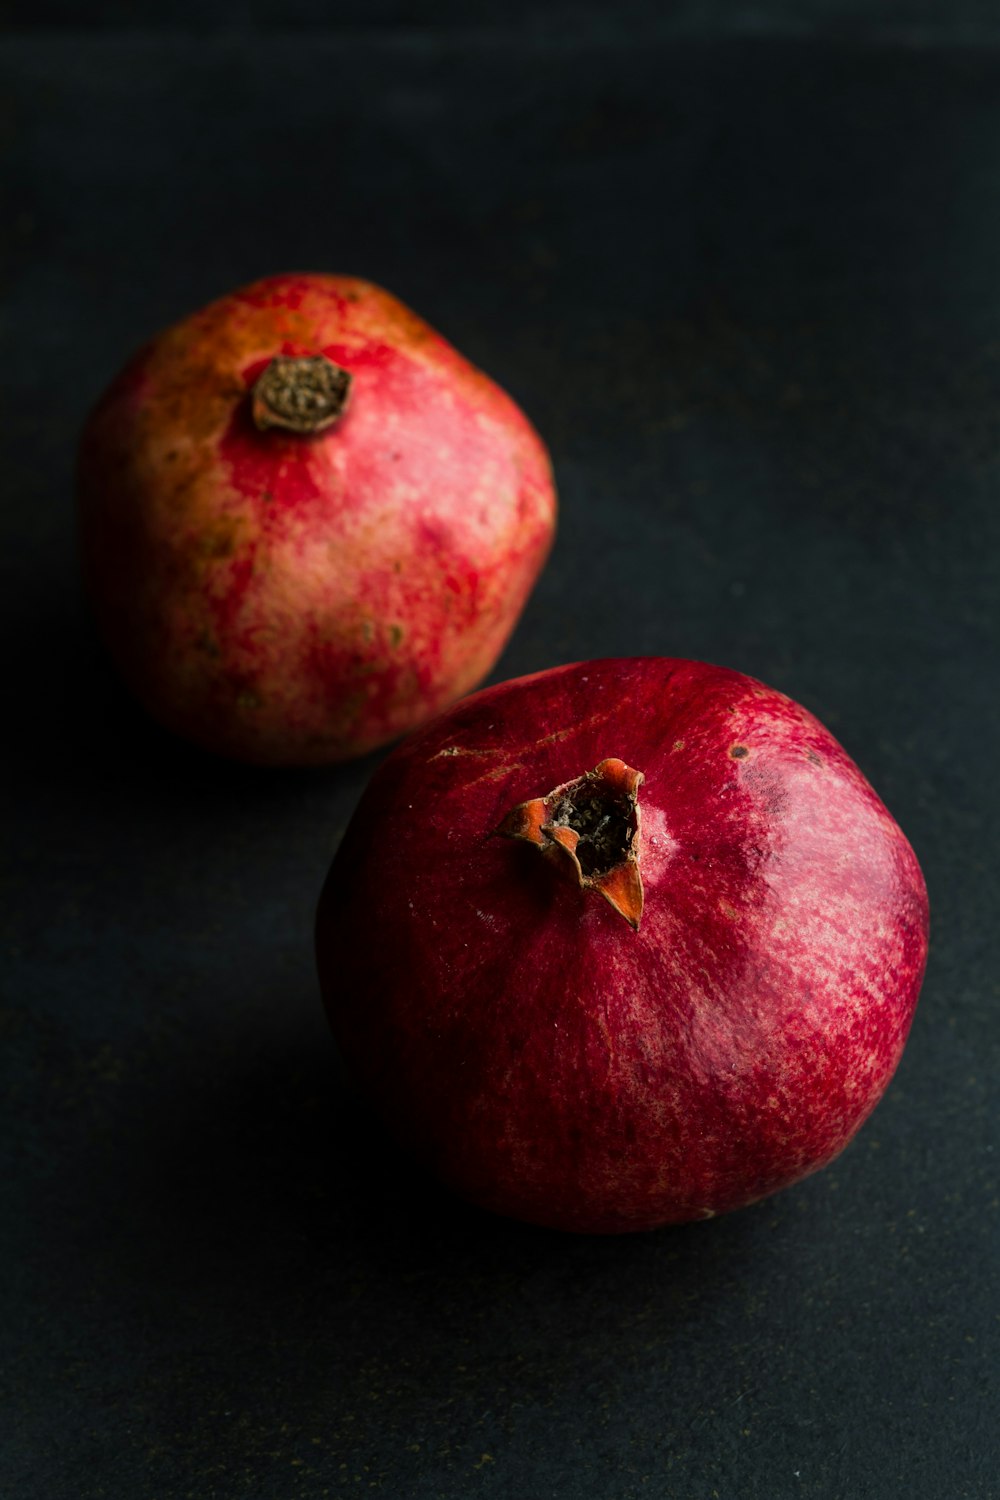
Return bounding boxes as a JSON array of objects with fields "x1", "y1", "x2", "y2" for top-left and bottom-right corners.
[
  {"x1": 77, "y1": 273, "x2": 556, "y2": 764},
  {"x1": 316, "y1": 658, "x2": 929, "y2": 1234}
]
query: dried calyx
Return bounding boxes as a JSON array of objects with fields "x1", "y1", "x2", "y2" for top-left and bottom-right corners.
[
  {"x1": 497, "y1": 758, "x2": 644, "y2": 928},
  {"x1": 251, "y1": 354, "x2": 352, "y2": 434}
]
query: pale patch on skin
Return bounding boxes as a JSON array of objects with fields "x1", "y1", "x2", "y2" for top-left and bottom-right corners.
[
  {"x1": 483, "y1": 763, "x2": 527, "y2": 784},
  {"x1": 536, "y1": 707, "x2": 619, "y2": 747},
  {"x1": 428, "y1": 706, "x2": 622, "y2": 766},
  {"x1": 426, "y1": 754, "x2": 529, "y2": 790},
  {"x1": 430, "y1": 745, "x2": 495, "y2": 760},
  {"x1": 636, "y1": 803, "x2": 678, "y2": 887}
]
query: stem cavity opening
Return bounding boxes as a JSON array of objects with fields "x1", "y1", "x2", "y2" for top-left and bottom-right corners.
[
  {"x1": 251, "y1": 354, "x2": 352, "y2": 435},
  {"x1": 496, "y1": 758, "x2": 645, "y2": 929}
]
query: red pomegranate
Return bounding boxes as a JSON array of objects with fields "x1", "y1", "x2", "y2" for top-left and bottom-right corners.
[
  {"x1": 77, "y1": 273, "x2": 556, "y2": 764},
  {"x1": 316, "y1": 658, "x2": 929, "y2": 1234}
]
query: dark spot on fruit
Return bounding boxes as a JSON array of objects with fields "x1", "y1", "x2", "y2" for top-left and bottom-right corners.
[
  {"x1": 199, "y1": 525, "x2": 238, "y2": 560},
  {"x1": 194, "y1": 629, "x2": 221, "y2": 658},
  {"x1": 730, "y1": 745, "x2": 749, "y2": 759},
  {"x1": 806, "y1": 749, "x2": 822, "y2": 766},
  {"x1": 261, "y1": 489, "x2": 273, "y2": 504},
  {"x1": 548, "y1": 777, "x2": 638, "y2": 879}
]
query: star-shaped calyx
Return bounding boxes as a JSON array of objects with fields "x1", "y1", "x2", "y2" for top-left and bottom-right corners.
[{"x1": 496, "y1": 757, "x2": 645, "y2": 929}]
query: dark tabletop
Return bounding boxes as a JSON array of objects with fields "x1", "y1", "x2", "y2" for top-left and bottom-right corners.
[{"x1": 2, "y1": 5, "x2": 998, "y2": 1498}]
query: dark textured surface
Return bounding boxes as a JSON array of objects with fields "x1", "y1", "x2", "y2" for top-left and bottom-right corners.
[{"x1": 2, "y1": 9, "x2": 997, "y2": 1498}]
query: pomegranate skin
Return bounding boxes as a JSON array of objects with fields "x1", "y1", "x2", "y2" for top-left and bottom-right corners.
[
  {"x1": 316, "y1": 658, "x2": 929, "y2": 1234},
  {"x1": 77, "y1": 273, "x2": 556, "y2": 764}
]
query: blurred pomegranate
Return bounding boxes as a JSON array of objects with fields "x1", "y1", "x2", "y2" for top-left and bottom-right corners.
[{"x1": 78, "y1": 273, "x2": 556, "y2": 764}]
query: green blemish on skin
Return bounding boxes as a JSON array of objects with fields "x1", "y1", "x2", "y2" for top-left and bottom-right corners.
[
  {"x1": 388, "y1": 624, "x2": 404, "y2": 648},
  {"x1": 236, "y1": 689, "x2": 262, "y2": 711}
]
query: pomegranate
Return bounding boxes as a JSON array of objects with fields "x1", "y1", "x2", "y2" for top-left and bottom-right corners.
[
  {"x1": 77, "y1": 273, "x2": 556, "y2": 764},
  {"x1": 316, "y1": 658, "x2": 929, "y2": 1234}
]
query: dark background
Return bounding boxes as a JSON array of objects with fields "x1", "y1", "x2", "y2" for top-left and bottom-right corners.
[{"x1": 2, "y1": 4, "x2": 997, "y2": 1497}]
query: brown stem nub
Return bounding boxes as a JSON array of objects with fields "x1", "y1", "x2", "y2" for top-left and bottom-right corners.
[
  {"x1": 251, "y1": 354, "x2": 352, "y2": 434},
  {"x1": 497, "y1": 757, "x2": 645, "y2": 929}
]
